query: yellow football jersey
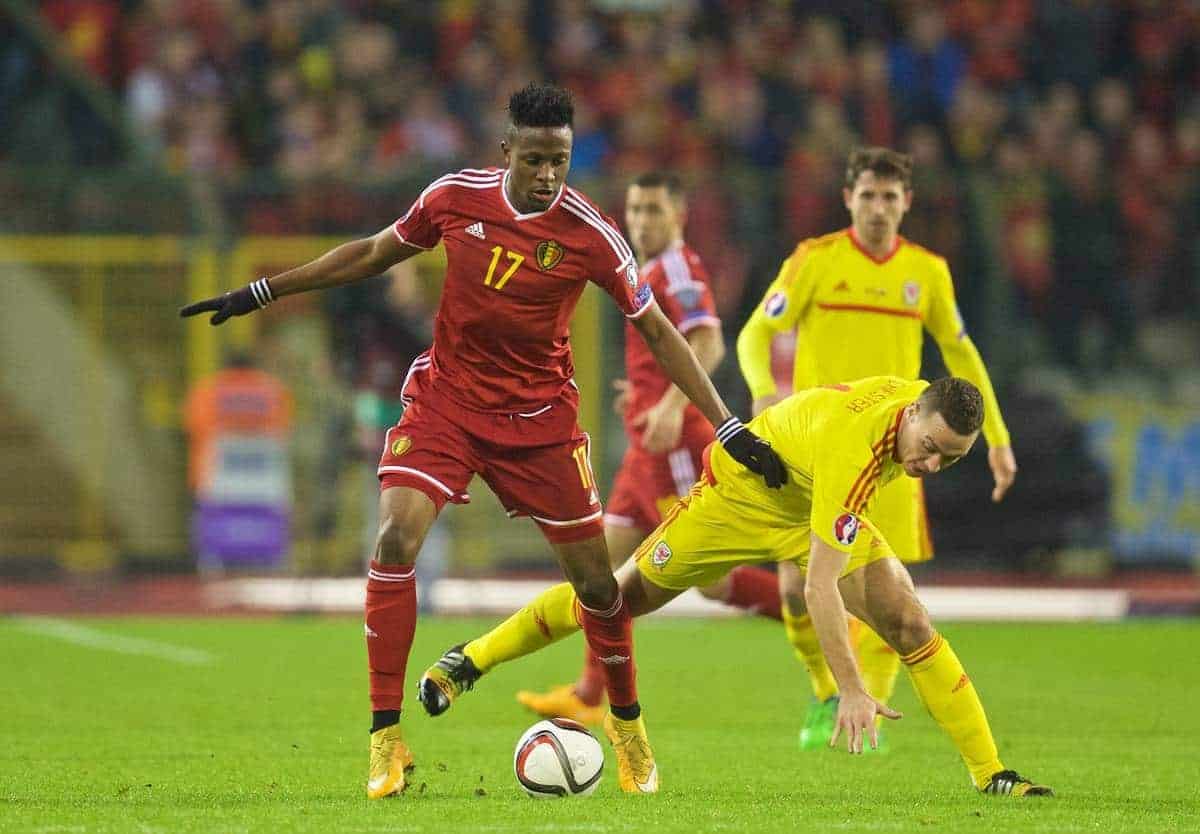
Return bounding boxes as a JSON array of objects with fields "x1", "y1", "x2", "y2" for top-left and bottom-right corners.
[
  {"x1": 707, "y1": 376, "x2": 929, "y2": 553},
  {"x1": 738, "y1": 229, "x2": 1009, "y2": 447}
]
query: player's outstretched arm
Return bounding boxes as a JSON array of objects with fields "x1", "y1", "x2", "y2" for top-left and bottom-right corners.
[
  {"x1": 180, "y1": 226, "x2": 420, "y2": 325},
  {"x1": 805, "y1": 534, "x2": 901, "y2": 753},
  {"x1": 631, "y1": 303, "x2": 787, "y2": 488}
]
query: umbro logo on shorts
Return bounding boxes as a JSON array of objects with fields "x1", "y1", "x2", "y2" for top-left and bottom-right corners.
[{"x1": 466, "y1": 221, "x2": 486, "y2": 239}]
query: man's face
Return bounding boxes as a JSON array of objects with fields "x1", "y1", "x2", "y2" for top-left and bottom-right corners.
[
  {"x1": 843, "y1": 171, "x2": 912, "y2": 245},
  {"x1": 502, "y1": 126, "x2": 573, "y2": 213},
  {"x1": 895, "y1": 403, "x2": 978, "y2": 478},
  {"x1": 624, "y1": 184, "x2": 683, "y2": 261}
]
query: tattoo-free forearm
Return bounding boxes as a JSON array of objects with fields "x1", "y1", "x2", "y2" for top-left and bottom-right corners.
[
  {"x1": 804, "y1": 538, "x2": 866, "y2": 697},
  {"x1": 268, "y1": 232, "x2": 409, "y2": 298},
  {"x1": 654, "y1": 325, "x2": 726, "y2": 413}
]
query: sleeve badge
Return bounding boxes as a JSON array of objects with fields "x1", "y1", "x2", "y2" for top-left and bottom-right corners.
[{"x1": 834, "y1": 513, "x2": 860, "y2": 546}]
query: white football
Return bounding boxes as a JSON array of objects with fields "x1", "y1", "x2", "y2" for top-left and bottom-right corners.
[{"x1": 513, "y1": 718, "x2": 604, "y2": 798}]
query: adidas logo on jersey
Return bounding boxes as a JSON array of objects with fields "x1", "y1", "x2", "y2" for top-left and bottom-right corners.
[{"x1": 465, "y1": 221, "x2": 486, "y2": 239}]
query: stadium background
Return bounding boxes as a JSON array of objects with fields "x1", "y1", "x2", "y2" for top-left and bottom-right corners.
[{"x1": 0, "y1": 0, "x2": 1197, "y2": 616}]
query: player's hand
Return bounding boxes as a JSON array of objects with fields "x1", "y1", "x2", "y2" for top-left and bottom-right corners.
[
  {"x1": 831, "y1": 690, "x2": 902, "y2": 754},
  {"x1": 716, "y1": 417, "x2": 788, "y2": 489},
  {"x1": 612, "y1": 379, "x2": 632, "y2": 418},
  {"x1": 179, "y1": 277, "x2": 275, "y2": 325},
  {"x1": 751, "y1": 393, "x2": 782, "y2": 417},
  {"x1": 988, "y1": 445, "x2": 1017, "y2": 503},
  {"x1": 633, "y1": 397, "x2": 685, "y2": 454}
]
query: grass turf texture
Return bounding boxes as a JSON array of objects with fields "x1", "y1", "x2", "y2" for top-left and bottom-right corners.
[{"x1": 2, "y1": 616, "x2": 1196, "y2": 834}]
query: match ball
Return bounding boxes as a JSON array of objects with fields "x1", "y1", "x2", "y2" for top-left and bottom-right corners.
[{"x1": 513, "y1": 718, "x2": 603, "y2": 798}]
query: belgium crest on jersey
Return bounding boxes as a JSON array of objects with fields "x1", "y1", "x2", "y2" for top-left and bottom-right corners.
[{"x1": 536, "y1": 239, "x2": 565, "y2": 271}]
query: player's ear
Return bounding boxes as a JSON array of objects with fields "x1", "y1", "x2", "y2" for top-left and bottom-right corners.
[
  {"x1": 842, "y1": 188, "x2": 854, "y2": 210},
  {"x1": 903, "y1": 188, "x2": 914, "y2": 212},
  {"x1": 501, "y1": 138, "x2": 511, "y2": 163}
]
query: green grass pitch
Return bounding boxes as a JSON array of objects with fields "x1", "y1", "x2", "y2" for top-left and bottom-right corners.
[{"x1": 2, "y1": 615, "x2": 1197, "y2": 833}]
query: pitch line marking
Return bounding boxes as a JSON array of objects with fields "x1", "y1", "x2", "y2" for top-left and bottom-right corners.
[{"x1": 10, "y1": 617, "x2": 217, "y2": 666}]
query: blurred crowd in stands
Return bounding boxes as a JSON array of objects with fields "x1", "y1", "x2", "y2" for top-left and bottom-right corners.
[{"x1": 18, "y1": 0, "x2": 1200, "y2": 375}]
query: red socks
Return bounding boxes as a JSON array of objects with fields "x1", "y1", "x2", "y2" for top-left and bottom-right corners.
[
  {"x1": 577, "y1": 593, "x2": 638, "y2": 709},
  {"x1": 365, "y1": 560, "x2": 417, "y2": 712},
  {"x1": 727, "y1": 566, "x2": 782, "y2": 620}
]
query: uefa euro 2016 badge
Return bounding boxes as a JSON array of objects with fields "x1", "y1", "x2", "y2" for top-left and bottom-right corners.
[
  {"x1": 764, "y1": 291, "x2": 787, "y2": 318},
  {"x1": 650, "y1": 540, "x2": 672, "y2": 568},
  {"x1": 834, "y1": 513, "x2": 859, "y2": 546},
  {"x1": 390, "y1": 435, "x2": 412, "y2": 457},
  {"x1": 903, "y1": 281, "x2": 921, "y2": 306}
]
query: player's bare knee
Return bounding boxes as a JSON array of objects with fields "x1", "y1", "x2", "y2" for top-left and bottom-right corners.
[
  {"x1": 573, "y1": 571, "x2": 619, "y2": 611},
  {"x1": 374, "y1": 514, "x2": 424, "y2": 566},
  {"x1": 878, "y1": 604, "x2": 934, "y2": 655}
]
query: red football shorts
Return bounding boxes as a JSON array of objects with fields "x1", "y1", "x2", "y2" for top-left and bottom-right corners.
[
  {"x1": 377, "y1": 366, "x2": 603, "y2": 544},
  {"x1": 604, "y1": 432, "x2": 712, "y2": 533}
]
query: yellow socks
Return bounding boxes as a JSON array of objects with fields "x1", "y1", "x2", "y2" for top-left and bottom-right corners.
[
  {"x1": 465, "y1": 582, "x2": 581, "y2": 673},
  {"x1": 782, "y1": 606, "x2": 838, "y2": 702},
  {"x1": 903, "y1": 632, "x2": 1003, "y2": 788},
  {"x1": 856, "y1": 622, "x2": 901, "y2": 722}
]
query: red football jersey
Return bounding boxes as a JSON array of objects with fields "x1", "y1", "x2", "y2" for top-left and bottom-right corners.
[
  {"x1": 393, "y1": 167, "x2": 653, "y2": 413},
  {"x1": 622, "y1": 241, "x2": 720, "y2": 449}
]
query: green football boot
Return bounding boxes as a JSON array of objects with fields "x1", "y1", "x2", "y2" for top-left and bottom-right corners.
[{"x1": 798, "y1": 696, "x2": 839, "y2": 751}]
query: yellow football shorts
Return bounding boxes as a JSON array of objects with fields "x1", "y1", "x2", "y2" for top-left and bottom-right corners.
[{"x1": 633, "y1": 475, "x2": 895, "y2": 592}]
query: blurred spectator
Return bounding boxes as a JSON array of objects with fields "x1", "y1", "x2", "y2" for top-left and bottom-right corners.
[
  {"x1": 901, "y1": 123, "x2": 964, "y2": 272},
  {"x1": 1031, "y1": 0, "x2": 1116, "y2": 89},
  {"x1": 1090, "y1": 77, "x2": 1135, "y2": 158},
  {"x1": 992, "y1": 132, "x2": 1052, "y2": 311},
  {"x1": 846, "y1": 41, "x2": 896, "y2": 148},
  {"x1": 1046, "y1": 130, "x2": 1135, "y2": 371},
  {"x1": 1117, "y1": 120, "x2": 1181, "y2": 314},
  {"x1": 183, "y1": 351, "x2": 293, "y2": 573},
  {"x1": 888, "y1": 5, "x2": 966, "y2": 129}
]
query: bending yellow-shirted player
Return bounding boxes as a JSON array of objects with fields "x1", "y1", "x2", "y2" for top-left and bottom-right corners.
[
  {"x1": 419, "y1": 376, "x2": 1052, "y2": 797},
  {"x1": 731, "y1": 146, "x2": 1018, "y2": 751}
]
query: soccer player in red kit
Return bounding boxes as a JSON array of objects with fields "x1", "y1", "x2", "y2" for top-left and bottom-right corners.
[
  {"x1": 515, "y1": 172, "x2": 778, "y2": 726},
  {"x1": 180, "y1": 83, "x2": 786, "y2": 797}
]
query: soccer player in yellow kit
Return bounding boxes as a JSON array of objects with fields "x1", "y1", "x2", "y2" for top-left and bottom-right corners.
[
  {"x1": 422, "y1": 376, "x2": 1051, "y2": 796},
  {"x1": 734, "y1": 147, "x2": 1018, "y2": 751}
]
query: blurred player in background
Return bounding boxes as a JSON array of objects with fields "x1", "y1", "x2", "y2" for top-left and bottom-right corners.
[
  {"x1": 451, "y1": 376, "x2": 1051, "y2": 797},
  {"x1": 181, "y1": 83, "x2": 786, "y2": 798},
  {"x1": 733, "y1": 147, "x2": 1017, "y2": 751},
  {"x1": 516, "y1": 172, "x2": 783, "y2": 725}
]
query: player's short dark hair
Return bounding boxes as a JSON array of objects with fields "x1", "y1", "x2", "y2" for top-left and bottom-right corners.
[
  {"x1": 845, "y1": 146, "x2": 913, "y2": 190},
  {"x1": 631, "y1": 171, "x2": 684, "y2": 198},
  {"x1": 507, "y1": 83, "x2": 574, "y2": 130},
  {"x1": 920, "y1": 377, "x2": 984, "y2": 436}
]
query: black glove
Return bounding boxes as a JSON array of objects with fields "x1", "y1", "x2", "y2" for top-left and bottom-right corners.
[
  {"x1": 179, "y1": 277, "x2": 274, "y2": 325},
  {"x1": 716, "y1": 416, "x2": 788, "y2": 489}
]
